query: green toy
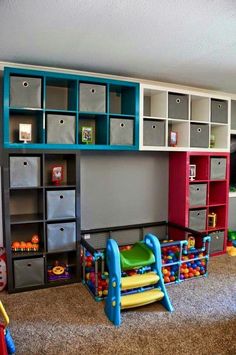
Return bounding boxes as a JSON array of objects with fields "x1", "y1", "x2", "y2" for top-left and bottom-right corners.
[{"x1": 120, "y1": 242, "x2": 155, "y2": 270}]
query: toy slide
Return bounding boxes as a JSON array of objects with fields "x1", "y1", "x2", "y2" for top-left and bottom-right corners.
[{"x1": 105, "y1": 234, "x2": 173, "y2": 325}]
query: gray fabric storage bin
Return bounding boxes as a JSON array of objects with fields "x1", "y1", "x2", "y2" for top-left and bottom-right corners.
[
  {"x1": 210, "y1": 158, "x2": 226, "y2": 180},
  {"x1": 47, "y1": 114, "x2": 75, "y2": 144},
  {"x1": 168, "y1": 93, "x2": 188, "y2": 120},
  {"x1": 190, "y1": 123, "x2": 209, "y2": 148},
  {"x1": 189, "y1": 184, "x2": 207, "y2": 207},
  {"x1": 80, "y1": 83, "x2": 106, "y2": 113},
  {"x1": 209, "y1": 231, "x2": 225, "y2": 253},
  {"x1": 10, "y1": 76, "x2": 42, "y2": 108},
  {"x1": 14, "y1": 257, "x2": 44, "y2": 288},
  {"x1": 143, "y1": 120, "x2": 165, "y2": 146},
  {"x1": 10, "y1": 156, "x2": 41, "y2": 187},
  {"x1": 110, "y1": 118, "x2": 134, "y2": 145},
  {"x1": 47, "y1": 222, "x2": 76, "y2": 252},
  {"x1": 47, "y1": 190, "x2": 75, "y2": 220},
  {"x1": 211, "y1": 99, "x2": 228, "y2": 123},
  {"x1": 189, "y1": 209, "x2": 206, "y2": 231}
]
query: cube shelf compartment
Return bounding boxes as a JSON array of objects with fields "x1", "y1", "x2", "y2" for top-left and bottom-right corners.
[
  {"x1": 46, "y1": 78, "x2": 77, "y2": 111},
  {"x1": 4, "y1": 67, "x2": 139, "y2": 150},
  {"x1": 3, "y1": 152, "x2": 80, "y2": 293},
  {"x1": 141, "y1": 84, "x2": 230, "y2": 151},
  {"x1": 79, "y1": 114, "x2": 108, "y2": 145},
  {"x1": 169, "y1": 152, "x2": 229, "y2": 255}
]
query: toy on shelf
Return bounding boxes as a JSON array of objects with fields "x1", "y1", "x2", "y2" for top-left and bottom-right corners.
[
  {"x1": 208, "y1": 213, "x2": 217, "y2": 228},
  {"x1": 0, "y1": 300, "x2": 15, "y2": 355},
  {"x1": 11, "y1": 234, "x2": 40, "y2": 252},
  {"x1": 51, "y1": 166, "x2": 63, "y2": 185},
  {"x1": 47, "y1": 260, "x2": 72, "y2": 282}
]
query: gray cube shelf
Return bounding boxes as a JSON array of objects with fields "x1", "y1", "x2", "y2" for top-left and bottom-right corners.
[{"x1": 3, "y1": 151, "x2": 80, "y2": 293}]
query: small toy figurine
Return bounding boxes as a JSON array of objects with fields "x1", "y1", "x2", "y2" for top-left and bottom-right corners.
[
  {"x1": 187, "y1": 235, "x2": 195, "y2": 249},
  {"x1": 52, "y1": 166, "x2": 63, "y2": 185},
  {"x1": 11, "y1": 234, "x2": 40, "y2": 252},
  {"x1": 208, "y1": 212, "x2": 217, "y2": 228}
]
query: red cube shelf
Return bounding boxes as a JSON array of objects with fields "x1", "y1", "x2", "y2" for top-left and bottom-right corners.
[{"x1": 169, "y1": 152, "x2": 229, "y2": 256}]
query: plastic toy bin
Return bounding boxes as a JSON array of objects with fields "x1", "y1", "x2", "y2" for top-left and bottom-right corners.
[
  {"x1": 47, "y1": 114, "x2": 76, "y2": 144},
  {"x1": 46, "y1": 190, "x2": 75, "y2": 220},
  {"x1": 10, "y1": 156, "x2": 41, "y2": 188},
  {"x1": 81, "y1": 222, "x2": 211, "y2": 301},
  {"x1": 14, "y1": 257, "x2": 44, "y2": 289},
  {"x1": 79, "y1": 83, "x2": 106, "y2": 113},
  {"x1": 10, "y1": 76, "x2": 42, "y2": 108},
  {"x1": 47, "y1": 222, "x2": 76, "y2": 252}
]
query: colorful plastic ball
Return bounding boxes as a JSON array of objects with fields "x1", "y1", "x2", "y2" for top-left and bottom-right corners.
[{"x1": 180, "y1": 274, "x2": 185, "y2": 280}]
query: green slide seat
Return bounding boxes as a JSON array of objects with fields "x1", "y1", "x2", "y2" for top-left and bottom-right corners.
[{"x1": 120, "y1": 242, "x2": 155, "y2": 271}]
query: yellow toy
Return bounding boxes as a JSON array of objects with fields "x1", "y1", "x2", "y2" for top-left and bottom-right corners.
[{"x1": 0, "y1": 300, "x2": 15, "y2": 354}]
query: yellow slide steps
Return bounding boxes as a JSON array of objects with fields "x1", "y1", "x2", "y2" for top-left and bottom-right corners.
[
  {"x1": 121, "y1": 288, "x2": 164, "y2": 309},
  {"x1": 121, "y1": 272, "x2": 159, "y2": 290}
]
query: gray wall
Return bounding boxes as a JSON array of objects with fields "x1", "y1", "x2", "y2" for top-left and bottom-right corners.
[
  {"x1": 81, "y1": 151, "x2": 169, "y2": 230},
  {"x1": 229, "y1": 196, "x2": 236, "y2": 230}
]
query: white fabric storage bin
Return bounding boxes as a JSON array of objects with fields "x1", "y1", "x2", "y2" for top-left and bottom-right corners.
[
  {"x1": 14, "y1": 257, "x2": 44, "y2": 288},
  {"x1": 80, "y1": 83, "x2": 106, "y2": 113},
  {"x1": 47, "y1": 190, "x2": 75, "y2": 220},
  {"x1": 10, "y1": 76, "x2": 42, "y2": 108},
  {"x1": 47, "y1": 222, "x2": 76, "y2": 252},
  {"x1": 47, "y1": 114, "x2": 75, "y2": 144},
  {"x1": 10, "y1": 156, "x2": 41, "y2": 187}
]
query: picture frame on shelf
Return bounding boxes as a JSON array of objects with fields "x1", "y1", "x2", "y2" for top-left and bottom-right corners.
[
  {"x1": 19, "y1": 123, "x2": 32, "y2": 143},
  {"x1": 169, "y1": 131, "x2": 177, "y2": 147},
  {"x1": 51, "y1": 165, "x2": 63, "y2": 185},
  {"x1": 81, "y1": 126, "x2": 93, "y2": 144},
  {"x1": 189, "y1": 164, "x2": 196, "y2": 181}
]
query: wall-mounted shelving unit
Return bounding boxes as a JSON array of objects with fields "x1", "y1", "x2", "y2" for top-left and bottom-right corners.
[
  {"x1": 3, "y1": 151, "x2": 80, "y2": 293},
  {"x1": 140, "y1": 84, "x2": 230, "y2": 152},
  {"x1": 168, "y1": 152, "x2": 229, "y2": 256},
  {"x1": 3, "y1": 67, "x2": 139, "y2": 151}
]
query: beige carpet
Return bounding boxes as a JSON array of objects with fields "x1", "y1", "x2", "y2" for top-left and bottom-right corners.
[{"x1": 1, "y1": 254, "x2": 236, "y2": 355}]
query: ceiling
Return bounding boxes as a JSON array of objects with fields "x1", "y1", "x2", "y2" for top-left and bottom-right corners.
[{"x1": 1, "y1": 0, "x2": 236, "y2": 93}]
